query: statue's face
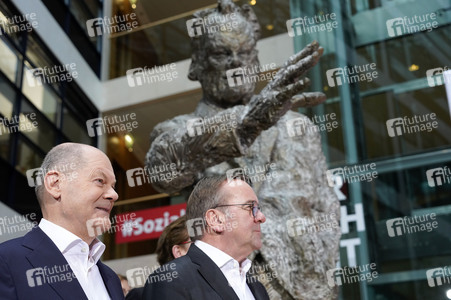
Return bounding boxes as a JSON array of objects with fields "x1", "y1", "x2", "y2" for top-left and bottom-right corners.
[{"x1": 194, "y1": 17, "x2": 259, "y2": 107}]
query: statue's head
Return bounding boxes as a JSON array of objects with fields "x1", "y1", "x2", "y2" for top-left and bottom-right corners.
[{"x1": 188, "y1": 0, "x2": 261, "y2": 108}]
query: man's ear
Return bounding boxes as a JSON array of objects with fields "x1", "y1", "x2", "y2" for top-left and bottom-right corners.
[
  {"x1": 172, "y1": 245, "x2": 184, "y2": 259},
  {"x1": 44, "y1": 171, "x2": 62, "y2": 200},
  {"x1": 205, "y1": 209, "x2": 226, "y2": 234}
]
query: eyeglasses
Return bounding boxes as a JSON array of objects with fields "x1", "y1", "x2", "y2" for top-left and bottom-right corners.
[
  {"x1": 179, "y1": 240, "x2": 193, "y2": 245},
  {"x1": 213, "y1": 201, "x2": 262, "y2": 218}
]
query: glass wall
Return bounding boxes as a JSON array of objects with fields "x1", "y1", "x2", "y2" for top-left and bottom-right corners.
[
  {"x1": 0, "y1": 0, "x2": 98, "y2": 214},
  {"x1": 291, "y1": 0, "x2": 451, "y2": 299},
  {"x1": 108, "y1": 0, "x2": 292, "y2": 79},
  {"x1": 41, "y1": 0, "x2": 103, "y2": 76}
]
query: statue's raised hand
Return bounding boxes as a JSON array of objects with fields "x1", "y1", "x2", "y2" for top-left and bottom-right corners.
[{"x1": 242, "y1": 41, "x2": 326, "y2": 136}]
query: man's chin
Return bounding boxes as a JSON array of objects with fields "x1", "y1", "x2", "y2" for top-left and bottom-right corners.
[{"x1": 253, "y1": 240, "x2": 263, "y2": 250}]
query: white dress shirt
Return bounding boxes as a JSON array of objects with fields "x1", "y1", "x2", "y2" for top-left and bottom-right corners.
[
  {"x1": 39, "y1": 218, "x2": 111, "y2": 300},
  {"x1": 195, "y1": 240, "x2": 255, "y2": 300}
]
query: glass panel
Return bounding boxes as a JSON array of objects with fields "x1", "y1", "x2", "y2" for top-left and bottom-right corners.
[
  {"x1": 70, "y1": 0, "x2": 100, "y2": 49},
  {"x1": 15, "y1": 137, "x2": 43, "y2": 176},
  {"x1": 70, "y1": 0, "x2": 98, "y2": 30},
  {"x1": 20, "y1": 99, "x2": 55, "y2": 153},
  {"x1": 21, "y1": 63, "x2": 59, "y2": 124},
  {"x1": 0, "y1": 76, "x2": 14, "y2": 161},
  {"x1": 362, "y1": 87, "x2": 451, "y2": 160},
  {"x1": 366, "y1": 164, "x2": 451, "y2": 274},
  {"x1": 292, "y1": 0, "x2": 451, "y2": 299},
  {"x1": 300, "y1": 100, "x2": 346, "y2": 164},
  {"x1": 25, "y1": 33, "x2": 66, "y2": 93},
  {"x1": 109, "y1": 0, "x2": 290, "y2": 78},
  {"x1": 0, "y1": 122, "x2": 9, "y2": 161},
  {"x1": 0, "y1": 7, "x2": 27, "y2": 47},
  {"x1": 62, "y1": 107, "x2": 92, "y2": 144},
  {"x1": 356, "y1": 27, "x2": 451, "y2": 91},
  {"x1": 0, "y1": 38, "x2": 19, "y2": 84},
  {"x1": 0, "y1": 75, "x2": 15, "y2": 118},
  {"x1": 372, "y1": 280, "x2": 448, "y2": 299}
]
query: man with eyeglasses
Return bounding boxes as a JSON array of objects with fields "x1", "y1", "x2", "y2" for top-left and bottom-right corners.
[{"x1": 142, "y1": 174, "x2": 269, "y2": 300}]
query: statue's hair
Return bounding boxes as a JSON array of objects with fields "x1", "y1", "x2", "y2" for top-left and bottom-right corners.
[{"x1": 188, "y1": 0, "x2": 261, "y2": 81}]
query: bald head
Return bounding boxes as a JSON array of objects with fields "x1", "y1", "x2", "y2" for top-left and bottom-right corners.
[{"x1": 35, "y1": 143, "x2": 99, "y2": 204}]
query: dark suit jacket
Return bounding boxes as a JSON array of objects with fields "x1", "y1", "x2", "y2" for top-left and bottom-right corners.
[
  {"x1": 125, "y1": 287, "x2": 143, "y2": 300},
  {"x1": 0, "y1": 227, "x2": 124, "y2": 300},
  {"x1": 143, "y1": 244, "x2": 269, "y2": 300}
]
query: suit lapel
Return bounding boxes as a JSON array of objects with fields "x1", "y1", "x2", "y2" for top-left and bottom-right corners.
[
  {"x1": 97, "y1": 261, "x2": 121, "y2": 300},
  {"x1": 246, "y1": 275, "x2": 267, "y2": 300},
  {"x1": 188, "y1": 245, "x2": 239, "y2": 300},
  {"x1": 23, "y1": 227, "x2": 88, "y2": 300}
]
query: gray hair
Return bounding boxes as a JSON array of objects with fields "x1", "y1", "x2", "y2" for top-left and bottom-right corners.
[
  {"x1": 35, "y1": 143, "x2": 87, "y2": 204},
  {"x1": 186, "y1": 173, "x2": 252, "y2": 241}
]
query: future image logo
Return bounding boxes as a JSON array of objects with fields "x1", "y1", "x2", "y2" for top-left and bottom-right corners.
[
  {"x1": 0, "y1": 13, "x2": 38, "y2": 35},
  {"x1": 186, "y1": 217, "x2": 206, "y2": 238},
  {"x1": 326, "y1": 264, "x2": 378, "y2": 287},
  {"x1": 0, "y1": 113, "x2": 38, "y2": 136},
  {"x1": 186, "y1": 13, "x2": 238, "y2": 37},
  {"x1": 26, "y1": 264, "x2": 75, "y2": 288},
  {"x1": 26, "y1": 168, "x2": 44, "y2": 187},
  {"x1": 226, "y1": 163, "x2": 278, "y2": 186},
  {"x1": 226, "y1": 63, "x2": 277, "y2": 87},
  {"x1": 226, "y1": 68, "x2": 245, "y2": 87},
  {"x1": 386, "y1": 113, "x2": 438, "y2": 137},
  {"x1": 25, "y1": 163, "x2": 78, "y2": 188},
  {"x1": 386, "y1": 214, "x2": 438, "y2": 237},
  {"x1": 386, "y1": 13, "x2": 438, "y2": 37},
  {"x1": 86, "y1": 13, "x2": 138, "y2": 37},
  {"x1": 25, "y1": 68, "x2": 45, "y2": 87},
  {"x1": 285, "y1": 113, "x2": 338, "y2": 137},
  {"x1": 126, "y1": 267, "x2": 147, "y2": 288},
  {"x1": 426, "y1": 167, "x2": 451, "y2": 187},
  {"x1": 326, "y1": 163, "x2": 378, "y2": 187},
  {"x1": 126, "y1": 164, "x2": 181, "y2": 187},
  {"x1": 186, "y1": 113, "x2": 238, "y2": 137},
  {"x1": 186, "y1": 212, "x2": 237, "y2": 239},
  {"x1": 286, "y1": 213, "x2": 338, "y2": 237},
  {"x1": 426, "y1": 67, "x2": 450, "y2": 87},
  {"x1": 126, "y1": 64, "x2": 178, "y2": 87},
  {"x1": 25, "y1": 64, "x2": 78, "y2": 87},
  {"x1": 426, "y1": 267, "x2": 451, "y2": 287},
  {"x1": 286, "y1": 13, "x2": 338, "y2": 37},
  {"x1": 86, "y1": 217, "x2": 111, "y2": 237},
  {"x1": 326, "y1": 64, "x2": 378, "y2": 87},
  {"x1": 86, "y1": 114, "x2": 138, "y2": 137}
]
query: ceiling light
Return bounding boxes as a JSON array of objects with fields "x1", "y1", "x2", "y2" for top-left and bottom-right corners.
[
  {"x1": 124, "y1": 134, "x2": 134, "y2": 151},
  {"x1": 409, "y1": 64, "x2": 419, "y2": 71}
]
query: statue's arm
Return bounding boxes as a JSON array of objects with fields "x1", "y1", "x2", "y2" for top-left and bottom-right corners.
[
  {"x1": 146, "y1": 41, "x2": 326, "y2": 193},
  {"x1": 146, "y1": 108, "x2": 251, "y2": 193}
]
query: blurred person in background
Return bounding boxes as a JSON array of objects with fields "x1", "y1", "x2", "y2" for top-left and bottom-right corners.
[
  {"x1": 156, "y1": 215, "x2": 191, "y2": 265},
  {"x1": 125, "y1": 215, "x2": 190, "y2": 300},
  {"x1": 117, "y1": 274, "x2": 131, "y2": 297}
]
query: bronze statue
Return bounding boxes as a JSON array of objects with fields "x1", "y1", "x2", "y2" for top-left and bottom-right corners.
[{"x1": 146, "y1": 1, "x2": 340, "y2": 298}]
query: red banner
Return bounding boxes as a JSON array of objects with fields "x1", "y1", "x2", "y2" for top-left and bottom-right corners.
[{"x1": 115, "y1": 203, "x2": 186, "y2": 244}]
